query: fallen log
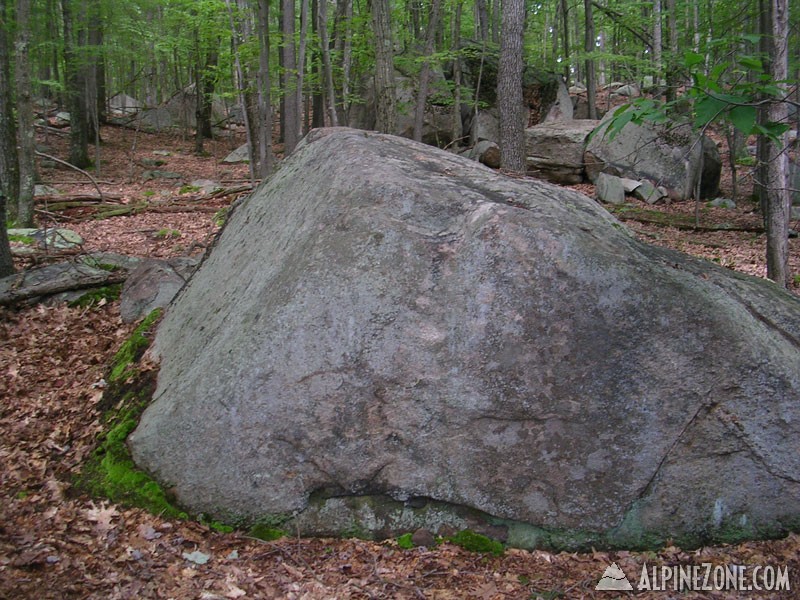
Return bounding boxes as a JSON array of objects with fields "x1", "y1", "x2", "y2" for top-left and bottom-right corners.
[{"x1": 0, "y1": 253, "x2": 139, "y2": 306}]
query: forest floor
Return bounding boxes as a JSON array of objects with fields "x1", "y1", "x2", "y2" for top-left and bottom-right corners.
[{"x1": 1, "y1": 122, "x2": 799, "y2": 599}]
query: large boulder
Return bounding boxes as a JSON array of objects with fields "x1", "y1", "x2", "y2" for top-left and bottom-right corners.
[
  {"x1": 129, "y1": 127, "x2": 800, "y2": 550},
  {"x1": 585, "y1": 112, "x2": 721, "y2": 200},
  {"x1": 524, "y1": 119, "x2": 599, "y2": 184}
]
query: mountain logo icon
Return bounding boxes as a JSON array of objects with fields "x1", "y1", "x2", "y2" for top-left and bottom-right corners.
[{"x1": 595, "y1": 562, "x2": 633, "y2": 591}]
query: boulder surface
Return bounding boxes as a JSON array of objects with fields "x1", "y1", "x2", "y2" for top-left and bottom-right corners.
[
  {"x1": 585, "y1": 112, "x2": 721, "y2": 200},
  {"x1": 129, "y1": 128, "x2": 800, "y2": 550}
]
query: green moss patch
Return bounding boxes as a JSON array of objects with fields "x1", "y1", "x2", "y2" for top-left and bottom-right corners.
[
  {"x1": 449, "y1": 529, "x2": 504, "y2": 556},
  {"x1": 76, "y1": 309, "x2": 188, "y2": 520},
  {"x1": 68, "y1": 284, "x2": 122, "y2": 308}
]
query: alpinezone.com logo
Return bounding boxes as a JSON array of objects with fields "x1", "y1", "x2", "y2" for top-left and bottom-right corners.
[{"x1": 596, "y1": 562, "x2": 791, "y2": 593}]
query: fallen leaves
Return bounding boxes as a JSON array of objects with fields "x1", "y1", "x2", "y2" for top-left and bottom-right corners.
[{"x1": 1, "y1": 125, "x2": 798, "y2": 599}]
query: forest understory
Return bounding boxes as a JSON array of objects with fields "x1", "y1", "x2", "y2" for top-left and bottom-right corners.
[{"x1": 1, "y1": 123, "x2": 799, "y2": 599}]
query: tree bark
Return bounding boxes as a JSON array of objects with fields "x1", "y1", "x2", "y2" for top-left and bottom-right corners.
[
  {"x1": 256, "y1": 0, "x2": 274, "y2": 177},
  {"x1": 474, "y1": 0, "x2": 489, "y2": 42},
  {"x1": 318, "y1": 0, "x2": 338, "y2": 127},
  {"x1": 497, "y1": 0, "x2": 525, "y2": 172},
  {"x1": 584, "y1": 0, "x2": 597, "y2": 118},
  {"x1": 281, "y1": 0, "x2": 300, "y2": 154},
  {"x1": 371, "y1": 0, "x2": 396, "y2": 134},
  {"x1": 16, "y1": 0, "x2": 37, "y2": 227},
  {"x1": 765, "y1": 0, "x2": 790, "y2": 287},
  {"x1": 62, "y1": 0, "x2": 91, "y2": 169},
  {"x1": 296, "y1": 0, "x2": 310, "y2": 136},
  {"x1": 412, "y1": 0, "x2": 442, "y2": 142},
  {"x1": 0, "y1": 0, "x2": 19, "y2": 222}
]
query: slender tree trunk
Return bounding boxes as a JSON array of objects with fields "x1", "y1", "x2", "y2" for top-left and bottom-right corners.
[
  {"x1": 256, "y1": 0, "x2": 274, "y2": 177},
  {"x1": 560, "y1": 0, "x2": 569, "y2": 80},
  {"x1": 765, "y1": 0, "x2": 790, "y2": 286},
  {"x1": 334, "y1": 0, "x2": 353, "y2": 124},
  {"x1": 16, "y1": 0, "x2": 36, "y2": 227},
  {"x1": 584, "y1": 0, "x2": 597, "y2": 118},
  {"x1": 652, "y1": 0, "x2": 662, "y2": 85},
  {"x1": 62, "y1": 0, "x2": 91, "y2": 169},
  {"x1": 0, "y1": 0, "x2": 19, "y2": 221},
  {"x1": 224, "y1": 0, "x2": 256, "y2": 183},
  {"x1": 451, "y1": 0, "x2": 463, "y2": 145},
  {"x1": 498, "y1": 0, "x2": 525, "y2": 172},
  {"x1": 371, "y1": 0, "x2": 396, "y2": 134},
  {"x1": 413, "y1": 0, "x2": 442, "y2": 142},
  {"x1": 0, "y1": 194, "x2": 12, "y2": 276},
  {"x1": 281, "y1": 0, "x2": 300, "y2": 153},
  {"x1": 318, "y1": 0, "x2": 338, "y2": 126},
  {"x1": 664, "y1": 0, "x2": 678, "y2": 102},
  {"x1": 296, "y1": 0, "x2": 309, "y2": 136},
  {"x1": 475, "y1": 0, "x2": 489, "y2": 42}
]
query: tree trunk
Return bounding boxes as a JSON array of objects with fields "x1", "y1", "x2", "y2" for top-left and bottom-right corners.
[
  {"x1": 318, "y1": 0, "x2": 338, "y2": 127},
  {"x1": 475, "y1": 0, "x2": 489, "y2": 42},
  {"x1": 0, "y1": 194, "x2": 12, "y2": 277},
  {"x1": 16, "y1": 0, "x2": 37, "y2": 227},
  {"x1": 652, "y1": 0, "x2": 662, "y2": 86},
  {"x1": 451, "y1": 0, "x2": 463, "y2": 145},
  {"x1": 256, "y1": 0, "x2": 274, "y2": 177},
  {"x1": 281, "y1": 0, "x2": 300, "y2": 154},
  {"x1": 584, "y1": 0, "x2": 597, "y2": 118},
  {"x1": 296, "y1": 0, "x2": 310, "y2": 137},
  {"x1": 0, "y1": 0, "x2": 19, "y2": 221},
  {"x1": 413, "y1": 0, "x2": 442, "y2": 142},
  {"x1": 334, "y1": 0, "x2": 353, "y2": 125},
  {"x1": 62, "y1": 0, "x2": 91, "y2": 169},
  {"x1": 559, "y1": 0, "x2": 569, "y2": 80},
  {"x1": 371, "y1": 0, "x2": 396, "y2": 134},
  {"x1": 664, "y1": 0, "x2": 678, "y2": 102},
  {"x1": 765, "y1": 0, "x2": 790, "y2": 287},
  {"x1": 497, "y1": 0, "x2": 525, "y2": 172}
]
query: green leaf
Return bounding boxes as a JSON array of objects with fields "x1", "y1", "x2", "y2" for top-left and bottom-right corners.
[
  {"x1": 684, "y1": 52, "x2": 705, "y2": 68},
  {"x1": 737, "y1": 55, "x2": 763, "y2": 71},
  {"x1": 694, "y1": 96, "x2": 727, "y2": 126},
  {"x1": 728, "y1": 105, "x2": 757, "y2": 135}
]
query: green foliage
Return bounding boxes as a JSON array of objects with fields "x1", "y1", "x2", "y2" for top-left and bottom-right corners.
[
  {"x1": 449, "y1": 529, "x2": 504, "y2": 556},
  {"x1": 77, "y1": 309, "x2": 188, "y2": 520},
  {"x1": 68, "y1": 284, "x2": 122, "y2": 308},
  {"x1": 8, "y1": 233, "x2": 35, "y2": 244},
  {"x1": 249, "y1": 523, "x2": 287, "y2": 541},
  {"x1": 599, "y1": 35, "x2": 791, "y2": 147},
  {"x1": 155, "y1": 228, "x2": 181, "y2": 239},
  {"x1": 109, "y1": 309, "x2": 162, "y2": 383},
  {"x1": 396, "y1": 532, "x2": 414, "y2": 549}
]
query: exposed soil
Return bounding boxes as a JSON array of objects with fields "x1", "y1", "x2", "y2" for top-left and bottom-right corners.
[{"x1": 1, "y1": 122, "x2": 798, "y2": 599}]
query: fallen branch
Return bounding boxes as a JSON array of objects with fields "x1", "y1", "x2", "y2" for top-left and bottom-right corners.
[
  {"x1": 34, "y1": 151, "x2": 104, "y2": 200},
  {"x1": 615, "y1": 213, "x2": 765, "y2": 233},
  {"x1": 0, "y1": 261, "x2": 127, "y2": 306}
]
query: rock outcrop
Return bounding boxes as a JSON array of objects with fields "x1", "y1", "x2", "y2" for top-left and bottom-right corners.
[
  {"x1": 524, "y1": 120, "x2": 599, "y2": 184},
  {"x1": 129, "y1": 127, "x2": 800, "y2": 551},
  {"x1": 585, "y1": 113, "x2": 722, "y2": 200}
]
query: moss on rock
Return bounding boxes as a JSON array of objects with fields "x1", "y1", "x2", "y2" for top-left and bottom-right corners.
[{"x1": 77, "y1": 309, "x2": 188, "y2": 520}]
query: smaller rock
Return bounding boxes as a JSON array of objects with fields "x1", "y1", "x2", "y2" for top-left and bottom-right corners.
[
  {"x1": 9, "y1": 227, "x2": 83, "y2": 250},
  {"x1": 55, "y1": 111, "x2": 71, "y2": 123},
  {"x1": 611, "y1": 84, "x2": 639, "y2": 98},
  {"x1": 120, "y1": 257, "x2": 200, "y2": 323},
  {"x1": 141, "y1": 170, "x2": 182, "y2": 182},
  {"x1": 708, "y1": 197, "x2": 736, "y2": 209},
  {"x1": 633, "y1": 180, "x2": 664, "y2": 205},
  {"x1": 140, "y1": 158, "x2": 167, "y2": 167},
  {"x1": 619, "y1": 178, "x2": 641, "y2": 193},
  {"x1": 469, "y1": 110, "x2": 499, "y2": 145},
  {"x1": 34, "y1": 184, "x2": 60, "y2": 197},
  {"x1": 471, "y1": 140, "x2": 501, "y2": 169},
  {"x1": 153, "y1": 150, "x2": 172, "y2": 156},
  {"x1": 595, "y1": 173, "x2": 625, "y2": 205},
  {"x1": 223, "y1": 144, "x2": 250, "y2": 164},
  {"x1": 569, "y1": 82, "x2": 587, "y2": 94},
  {"x1": 411, "y1": 528, "x2": 436, "y2": 548},
  {"x1": 190, "y1": 179, "x2": 223, "y2": 195}
]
